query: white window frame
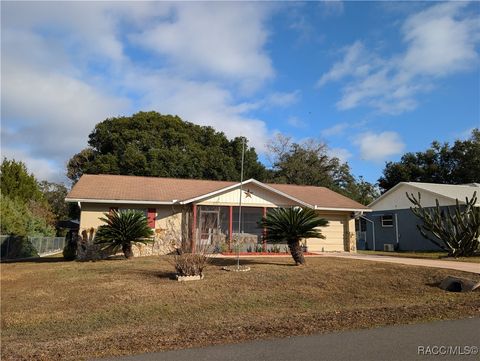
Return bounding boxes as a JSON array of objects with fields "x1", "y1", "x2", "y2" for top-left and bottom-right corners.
[{"x1": 381, "y1": 215, "x2": 394, "y2": 228}]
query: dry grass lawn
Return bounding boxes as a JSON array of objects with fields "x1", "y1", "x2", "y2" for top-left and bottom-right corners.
[{"x1": 1, "y1": 256, "x2": 480, "y2": 361}]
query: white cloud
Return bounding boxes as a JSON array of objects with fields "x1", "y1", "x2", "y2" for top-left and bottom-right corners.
[
  {"x1": 1, "y1": 2, "x2": 285, "y2": 181},
  {"x1": 131, "y1": 2, "x2": 274, "y2": 91},
  {"x1": 354, "y1": 131, "x2": 405, "y2": 162},
  {"x1": 327, "y1": 147, "x2": 352, "y2": 163},
  {"x1": 316, "y1": 41, "x2": 374, "y2": 87},
  {"x1": 123, "y1": 70, "x2": 270, "y2": 152},
  {"x1": 1, "y1": 56, "x2": 130, "y2": 162},
  {"x1": 265, "y1": 90, "x2": 301, "y2": 108},
  {"x1": 321, "y1": 122, "x2": 349, "y2": 137},
  {"x1": 401, "y1": 2, "x2": 479, "y2": 76},
  {"x1": 317, "y1": 2, "x2": 480, "y2": 114}
]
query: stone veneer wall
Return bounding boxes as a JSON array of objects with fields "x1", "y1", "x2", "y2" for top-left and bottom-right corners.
[{"x1": 75, "y1": 228, "x2": 177, "y2": 261}]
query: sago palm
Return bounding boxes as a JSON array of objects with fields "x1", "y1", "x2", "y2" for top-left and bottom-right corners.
[
  {"x1": 260, "y1": 207, "x2": 328, "y2": 265},
  {"x1": 95, "y1": 210, "x2": 154, "y2": 259}
]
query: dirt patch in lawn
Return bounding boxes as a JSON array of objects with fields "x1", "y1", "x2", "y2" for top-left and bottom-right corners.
[{"x1": 1, "y1": 256, "x2": 479, "y2": 360}]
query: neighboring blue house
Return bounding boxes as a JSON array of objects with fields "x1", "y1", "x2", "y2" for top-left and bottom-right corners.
[{"x1": 356, "y1": 182, "x2": 480, "y2": 251}]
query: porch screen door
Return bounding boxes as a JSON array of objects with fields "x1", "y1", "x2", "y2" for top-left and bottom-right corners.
[{"x1": 199, "y1": 210, "x2": 219, "y2": 246}]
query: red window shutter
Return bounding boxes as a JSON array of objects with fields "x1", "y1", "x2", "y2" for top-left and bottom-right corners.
[{"x1": 147, "y1": 208, "x2": 156, "y2": 228}]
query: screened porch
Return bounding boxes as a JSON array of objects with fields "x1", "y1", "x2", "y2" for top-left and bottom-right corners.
[{"x1": 192, "y1": 205, "x2": 276, "y2": 252}]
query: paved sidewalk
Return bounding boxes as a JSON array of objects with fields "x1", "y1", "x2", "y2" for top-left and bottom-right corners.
[
  {"x1": 326, "y1": 253, "x2": 480, "y2": 274},
  {"x1": 98, "y1": 318, "x2": 480, "y2": 361}
]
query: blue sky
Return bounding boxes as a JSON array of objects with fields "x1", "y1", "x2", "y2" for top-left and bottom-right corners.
[{"x1": 1, "y1": 1, "x2": 479, "y2": 184}]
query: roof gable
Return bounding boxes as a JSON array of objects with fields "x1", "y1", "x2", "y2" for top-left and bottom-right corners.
[{"x1": 369, "y1": 182, "x2": 480, "y2": 211}]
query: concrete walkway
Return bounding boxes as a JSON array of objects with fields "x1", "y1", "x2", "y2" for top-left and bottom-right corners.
[
  {"x1": 326, "y1": 253, "x2": 480, "y2": 274},
  {"x1": 99, "y1": 318, "x2": 480, "y2": 361}
]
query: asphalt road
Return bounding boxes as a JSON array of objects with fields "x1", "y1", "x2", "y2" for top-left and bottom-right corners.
[{"x1": 98, "y1": 317, "x2": 480, "y2": 361}]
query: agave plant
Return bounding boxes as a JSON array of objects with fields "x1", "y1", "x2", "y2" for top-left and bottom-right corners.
[
  {"x1": 260, "y1": 207, "x2": 328, "y2": 265},
  {"x1": 95, "y1": 210, "x2": 154, "y2": 259}
]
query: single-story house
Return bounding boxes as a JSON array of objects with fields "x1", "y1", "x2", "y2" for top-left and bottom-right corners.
[
  {"x1": 357, "y1": 182, "x2": 480, "y2": 251},
  {"x1": 66, "y1": 174, "x2": 370, "y2": 255}
]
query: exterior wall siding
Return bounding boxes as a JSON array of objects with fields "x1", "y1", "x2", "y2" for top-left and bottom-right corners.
[
  {"x1": 79, "y1": 203, "x2": 183, "y2": 234},
  {"x1": 371, "y1": 184, "x2": 456, "y2": 211},
  {"x1": 361, "y1": 207, "x2": 447, "y2": 251},
  {"x1": 78, "y1": 200, "x2": 357, "y2": 254},
  {"x1": 197, "y1": 183, "x2": 299, "y2": 207}
]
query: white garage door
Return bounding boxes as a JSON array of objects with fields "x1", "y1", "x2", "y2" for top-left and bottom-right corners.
[{"x1": 306, "y1": 217, "x2": 345, "y2": 252}]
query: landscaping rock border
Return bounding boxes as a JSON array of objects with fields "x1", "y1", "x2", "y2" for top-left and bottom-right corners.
[
  {"x1": 176, "y1": 274, "x2": 204, "y2": 282},
  {"x1": 221, "y1": 265, "x2": 251, "y2": 272}
]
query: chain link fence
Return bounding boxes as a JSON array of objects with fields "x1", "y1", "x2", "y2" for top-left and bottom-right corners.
[{"x1": 1, "y1": 235, "x2": 65, "y2": 260}]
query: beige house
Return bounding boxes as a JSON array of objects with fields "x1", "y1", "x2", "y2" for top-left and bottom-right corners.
[{"x1": 66, "y1": 174, "x2": 370, "y2": 254}]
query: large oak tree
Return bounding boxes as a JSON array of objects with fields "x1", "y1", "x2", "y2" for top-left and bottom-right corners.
[{"x1": 67, "y1": 111, "x2": 266, "y2": 183}]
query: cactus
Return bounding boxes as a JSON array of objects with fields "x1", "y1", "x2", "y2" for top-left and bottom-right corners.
[{"x1": 406, "y1": 191, "x2": 480, "y2": 257}]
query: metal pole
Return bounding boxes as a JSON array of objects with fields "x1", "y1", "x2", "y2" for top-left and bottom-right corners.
[{"x1": 237, "y1": 137, "x2": 245, "y2": 269}]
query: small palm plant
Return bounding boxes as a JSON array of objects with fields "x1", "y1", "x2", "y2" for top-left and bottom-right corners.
[
  {"x1": 95, "y1": 210, "x2": 154, "y2": 259},
  {"x1": 260, "y1": 207, "x2": 328, "y2": 265}
]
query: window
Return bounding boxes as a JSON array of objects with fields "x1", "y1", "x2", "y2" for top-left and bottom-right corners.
[
  {"x1": 381, "y1": 215, "x2": 393, "y2": 227},
  {"x1": 119, "y1": 208, "x2": 147, "y2": 217}
]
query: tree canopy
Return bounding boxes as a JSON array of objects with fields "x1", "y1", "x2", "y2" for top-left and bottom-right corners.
[
  {"x1": 266, "y1": 135, "x2": 379, "y2": 204},
  {"x1": 0, "y1": 159, "x2": 56, "y2": 236},
  {"x1": 67, "y1": 111, "x2": 266, "y2": 183},
  {"x1": 0, "y1": 158, "x2": 43, "y2": 203},
  {"x1": 379, "y1": 129, "x2": 480, "y2": 193}
]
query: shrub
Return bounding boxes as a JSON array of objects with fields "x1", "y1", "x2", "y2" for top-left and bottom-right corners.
[
  {"x1": 0, "y1": 236, "x2": 39, "y2": 260},
  {"x1": 95, "y1": 210, "x2": 154, "y2": 259},
  {"x1": 260, "y1": 207, "x2": 328, "y2": 265},
  {"x1": 62, "y1": 233, "x2": 77, "y2": 261},
  {"x1": 172, "y1": 253, "x2": 210, "y2": 277},
  {"x1": 271, "y1": 245, "x2": 281, "y2": 253}
]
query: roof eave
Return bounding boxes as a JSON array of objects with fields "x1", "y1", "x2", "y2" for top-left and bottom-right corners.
[
  {"x1": 314, "y1": 206, "x2": 371, "y2": 212},
  {"x1": 65, "y1": 198, "x2": 177, "y2": 205}
]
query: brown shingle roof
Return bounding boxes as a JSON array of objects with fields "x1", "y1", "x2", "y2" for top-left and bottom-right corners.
[
  {"x1": 66, "y1": 174, "x2": 368, "y2": 210},
  {"x1": 267, "y1": 183, "x2": 368, "y2": 210},
  {"x1": 67, "y1": 174, "x2": 235, "y2": 203}
]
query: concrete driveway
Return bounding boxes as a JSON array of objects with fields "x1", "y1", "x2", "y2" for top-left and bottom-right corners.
[
  {"x1": 98, "y1": 318, "x2": 480, "y2": 361},
  {"x1": 325, "y1": 253, "x2": 480, "y2": 274}
]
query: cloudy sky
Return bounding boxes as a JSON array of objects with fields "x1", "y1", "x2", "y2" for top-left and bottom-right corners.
[{"x1": 1, "y1": 1, "x2": 479, "y2": 184}]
